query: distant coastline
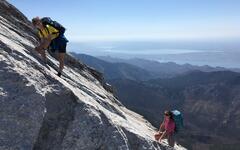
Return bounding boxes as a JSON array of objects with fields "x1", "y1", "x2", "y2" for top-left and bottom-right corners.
[{"x1": 69, "y1": 40, "x2": 240, "y2": 68}]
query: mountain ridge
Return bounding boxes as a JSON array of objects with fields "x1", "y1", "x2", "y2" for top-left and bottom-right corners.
[
  {"x1": 98, "y1": 55, "x2": 240, "y2": 77},
  {"x1": 71, "y1": 52, "x2": 158, "y2": 81}
]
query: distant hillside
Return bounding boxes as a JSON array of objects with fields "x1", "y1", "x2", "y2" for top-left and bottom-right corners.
[
  {"x1": 71, "y1": 53, "x2": 159, "y2": 81},
  {"x1": 109, "y1": 71, "x2": 240, "y2": 150},
  {"x1": 98, "y1": 56, "x2": 239, "y2": 77}
]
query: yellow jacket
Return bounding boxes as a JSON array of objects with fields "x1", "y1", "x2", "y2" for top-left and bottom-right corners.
[{"x1": 38, "y1": 25, "x2": 59, "y2": 40}]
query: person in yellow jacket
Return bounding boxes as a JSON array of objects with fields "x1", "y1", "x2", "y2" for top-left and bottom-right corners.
[{"x1": 32, "y1": 17, "x2": 68, "y2": 77}]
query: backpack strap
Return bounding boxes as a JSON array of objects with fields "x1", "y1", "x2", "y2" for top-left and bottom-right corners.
[
  {"x1": 44, "y1": 24, "x2": 60, "y2": 35},
  {"x1": 37, "y1": 27, "x2": 50, "y2": 38},
  {"x1": 44, "y1": 26, "x2": 50, "y2": 35},
  {"x1": 37, "y1": 29, "x2": 44, "y2": 38}
]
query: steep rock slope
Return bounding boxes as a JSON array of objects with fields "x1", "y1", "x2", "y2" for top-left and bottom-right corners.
[{"x1": 0, "y1": 1, "x2": 185, "y2": 150}]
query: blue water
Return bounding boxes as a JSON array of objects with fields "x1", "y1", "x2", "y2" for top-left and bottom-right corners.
[{"x1": 69, "y1": 40, "x2": 240, "y2": 68}]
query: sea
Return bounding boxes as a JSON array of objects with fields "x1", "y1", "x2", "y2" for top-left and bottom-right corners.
[{"x1": 68, "y1": 40, "x2": 240, "y2": 68}]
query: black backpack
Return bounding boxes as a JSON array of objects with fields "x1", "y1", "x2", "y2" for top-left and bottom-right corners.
[{"x1": 41, "y1": 17, "x2": 66, "y2": 35}]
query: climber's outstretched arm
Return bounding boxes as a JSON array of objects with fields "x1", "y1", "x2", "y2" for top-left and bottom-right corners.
[{"x1": 35, "y1": 35, "x2": 52, "y2": 61}]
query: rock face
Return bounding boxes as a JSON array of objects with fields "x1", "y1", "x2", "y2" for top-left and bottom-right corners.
[{"x1": 0, "y1": 1, "x2": 186, "y2": 150}]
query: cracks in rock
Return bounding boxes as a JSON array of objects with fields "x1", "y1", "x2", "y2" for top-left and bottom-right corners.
[
  {"x1": 33, "y1": 90, "x2": 78, "y2": 150},
  {"x1": 0, "y1": 39, "x2": 13, "y2": 53},
  {"x1": 122, "y1": 128, "x2": 166, "y2": 150}
]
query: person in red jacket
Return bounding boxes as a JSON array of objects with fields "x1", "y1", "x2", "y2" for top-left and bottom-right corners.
[{"x1": 154, "y1": 110, "x2": 175, "y2": 147}]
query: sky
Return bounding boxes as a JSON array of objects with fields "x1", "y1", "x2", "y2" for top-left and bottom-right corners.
[{"x1": 8, "y1": 0, "x2": 240, "y2": 42}]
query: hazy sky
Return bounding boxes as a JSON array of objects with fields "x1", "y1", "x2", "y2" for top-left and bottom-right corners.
[{"x1": 8, "y1": 0, "x2": 240, "y2": 42}]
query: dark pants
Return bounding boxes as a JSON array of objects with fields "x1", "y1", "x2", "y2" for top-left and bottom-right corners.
[{"x1": 49, "y1": 35, "x2": 68, "y2": 53}]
